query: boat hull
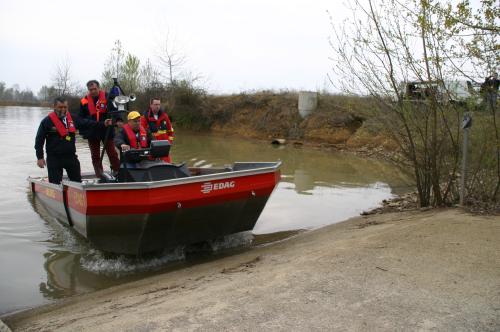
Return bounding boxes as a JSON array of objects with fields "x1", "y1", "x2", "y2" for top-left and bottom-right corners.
[{"x1": 29, "y1": 162, "x2": 281, "y2": 255}]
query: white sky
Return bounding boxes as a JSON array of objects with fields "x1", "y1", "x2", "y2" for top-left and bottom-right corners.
[{"x1": 0, "y1": 0, "x2": 344, "y2": 94}]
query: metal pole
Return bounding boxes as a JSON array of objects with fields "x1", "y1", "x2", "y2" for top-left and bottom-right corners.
[{"x1": 460, "y1": 127, "x2": 469, "y2": 206}]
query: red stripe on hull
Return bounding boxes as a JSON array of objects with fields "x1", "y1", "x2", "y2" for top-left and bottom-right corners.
[
  {"x1": 33, "y1": 183, "x2": 63, "y2": 202},
  {"x1": 69, "y1": 171, "x2": 280, "y2": 216}
]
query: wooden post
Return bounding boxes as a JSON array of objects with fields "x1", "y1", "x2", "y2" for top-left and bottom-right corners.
[
  {"x1": 460, "y1": 113, "x2": 472, "y2": 206},
  {"x1": 460, "y1": 127, "x2": 469, "y2": 206}
]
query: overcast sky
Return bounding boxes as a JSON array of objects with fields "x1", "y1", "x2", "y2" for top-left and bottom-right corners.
[{"x1": 0, "y1": 0, "x2": 345, "y2": 94}]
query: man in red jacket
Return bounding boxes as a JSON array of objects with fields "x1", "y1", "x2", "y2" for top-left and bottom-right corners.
[
  {"x1": 141, "y1": 97, "x2": 174, "y2": 162},
  {"x1": 79, "y1": 80, "x2": 121, "y2": 177}
]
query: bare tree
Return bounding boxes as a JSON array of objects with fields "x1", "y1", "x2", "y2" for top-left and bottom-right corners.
[
  {"x1": 330, "y1": 0, "x2": 499, "y2": 206},
  {"x1": 140, "y1": 59, "x2": 163, "y2": 91},
  {"x1": 51, "y1": 57, "x2": 75, "y2": 96},
  {"x1": 328, "y1": 0, "x2": 485, "y2": 206},
  {"x1": 157, "y1": 31, "x2": 187, "y2": 85}
]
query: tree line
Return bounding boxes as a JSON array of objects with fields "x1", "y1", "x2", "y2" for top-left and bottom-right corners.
[
  {"x1": 2, "y1": 33, "x2": 203, "y2": 109},
  {"x1": 0, "y1": 82, "x2": 38, "y2": 103}
]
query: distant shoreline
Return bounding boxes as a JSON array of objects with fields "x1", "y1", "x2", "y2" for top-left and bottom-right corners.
[{"x1": 0, "y1": 101, "x2": 50, "y2": 107}]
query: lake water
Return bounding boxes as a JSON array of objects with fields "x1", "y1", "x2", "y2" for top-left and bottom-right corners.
[{"x1": 0, "y1": 106, "x2": 412, "y2": 315}]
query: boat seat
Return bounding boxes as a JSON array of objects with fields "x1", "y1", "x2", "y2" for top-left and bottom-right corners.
[{"x1": 118, "y1": 162, "x2": 190, "y2": 182}]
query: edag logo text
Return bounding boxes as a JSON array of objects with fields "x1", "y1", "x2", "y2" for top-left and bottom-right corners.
[{"x1": 201, "y1": 181, "x2": 235, "y2": 194}]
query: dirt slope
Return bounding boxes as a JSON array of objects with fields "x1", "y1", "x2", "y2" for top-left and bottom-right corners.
[{"x1": 4, "y1": 209, "x2": 500, "y2": 331}]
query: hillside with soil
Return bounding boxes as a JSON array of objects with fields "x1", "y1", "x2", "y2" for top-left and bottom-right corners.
[{"x1": 170, "y1": 91, "x2": 397, "y2": 151}]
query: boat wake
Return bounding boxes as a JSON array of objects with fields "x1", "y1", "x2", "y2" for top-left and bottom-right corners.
[
  {"x1": 208, "y1": 231, "x2": 254, "y2": 252},
  {"x1": 80, "y1": 247, "x2": 186, "y2": 277},
  {"x1": 79, "y1": 232, "x2": 255, "y2": 277}
]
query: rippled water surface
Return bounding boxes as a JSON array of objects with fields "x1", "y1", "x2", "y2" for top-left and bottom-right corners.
[{"x1": 0, "y1": 106, "x2": 412, "y2": 315}]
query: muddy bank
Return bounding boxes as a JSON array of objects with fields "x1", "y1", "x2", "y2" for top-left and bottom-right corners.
[
  {"x1": 170, "y1": 92, "x2": 397, "y2": 152},
  {"x1": 4, "y1": 209, "x2": 499, "y2": 331}
]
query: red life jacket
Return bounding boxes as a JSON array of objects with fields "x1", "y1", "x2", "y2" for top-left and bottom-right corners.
[
  {"x1": 123, "y1": 124, "x2": 148, "y2": 149},
  {"x1": 80, "y1": 90, "x2": 107, "y2": 121},
  {"x1": 48, "y1": 111, "x2": 76, "y2": 138},
  {"x1": 144, "y1": 108, "x2": 174, "y2": 141}
]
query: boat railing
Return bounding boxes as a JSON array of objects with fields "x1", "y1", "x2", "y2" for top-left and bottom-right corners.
[{"x1": 30, "y1": 161, "x2": 282, "y2": 190}]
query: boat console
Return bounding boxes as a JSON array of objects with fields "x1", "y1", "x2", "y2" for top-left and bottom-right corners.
[
  {"x1": 122, "y1": 140, "x2": 171, "y2": 163},
  {"x1": 116, "y1": 140, "x2": 191, "y2": 183}
]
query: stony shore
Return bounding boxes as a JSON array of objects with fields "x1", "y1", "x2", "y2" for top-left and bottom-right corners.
[{"x1": 3, "y1": 208, "x2": 499, "y2": 331}]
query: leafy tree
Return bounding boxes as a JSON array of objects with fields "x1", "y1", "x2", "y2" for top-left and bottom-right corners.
[
  {"x1": 101, "y1": 41, "x2": 142, "y2": 95},
  {"x1": 0, "y1": 82, "x2": 37, "y2": 102},
  {"x1": 0, "y1": 82, "x2": 5, "y2": 99},
  {"x1": 433, "y1": 0, "x2": 499, "y2": 201},
  {"x1": 438, "y1": 0, "x2": 499, "y2": 76},
  {"x1": 101, "y1": 39, "x2": 125, "y2": 89},
  {"x1": 120, "y1": 53, "x2": 141, "y2": 94},
  {"x1": 37, "y1": 85, "x2": 58, "y2": 102}
]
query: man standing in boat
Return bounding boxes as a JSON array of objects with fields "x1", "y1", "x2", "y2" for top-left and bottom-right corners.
[
  {"x1": 115, "y1": 111, "x2": 154, "y2": 153},
  {"x1": 79, "y1": 80, "x2": 121, "y2": 177},
  {"x1": 140, "y1": 97, "x2": 174, "y2": 162},
  {"x1": 35, "y1": 97, "x2": 112, "y2": 184}
]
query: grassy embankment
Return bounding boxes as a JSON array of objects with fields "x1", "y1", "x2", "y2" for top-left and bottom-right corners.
[
  {"x1": 168, "y1": 89, "x2": 495, "y2": 158},
  {"x1": 169, "y1": 90, "x2": 397, "y2": 151}
]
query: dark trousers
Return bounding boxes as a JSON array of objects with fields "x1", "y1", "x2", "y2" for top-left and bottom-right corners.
[
  {"x1": 88, "y1": 138, "x2": 120, "y2": 177},
  {"x1": 486, "y1": 92, "x2": 498, "y2": 113},
  {"x1": 47, "y1": 154, "x2": 81, "y2": 184}
]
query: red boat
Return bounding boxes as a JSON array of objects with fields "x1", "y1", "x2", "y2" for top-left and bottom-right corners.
[{"x1": 29, "y1": 142, "x2": 281, "y2": 255}]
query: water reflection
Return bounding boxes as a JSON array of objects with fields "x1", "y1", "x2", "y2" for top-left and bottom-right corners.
[
  {"x1": 37, "y1": 248, "x2": 184, "y2": 300},
  {"x1": 254, "y1": 181, "x2": 392, "y2": 234},
  {"x1": 294, "y1": 169, "x2": 313, "y2": 194},
  {"x1": 174, "y1": 131, "x2": 411, "y2": 194},
  {"x1": 40, "y1": 251, "x2": 90, "y2": 300}
]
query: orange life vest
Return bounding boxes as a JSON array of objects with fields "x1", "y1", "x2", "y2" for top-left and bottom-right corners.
[
  {"x1": 48, "y1": 111, "x2": 76, "y2": 139},
  {"x1": 142, "y1": 109, "x2": 174, "y2": 143},
  {"x1": 80, "y1": 90, "x2": 107, "y2": 121},
  {"x1": 123, "y1": 124, "x2": 148, "y2": 149}
]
